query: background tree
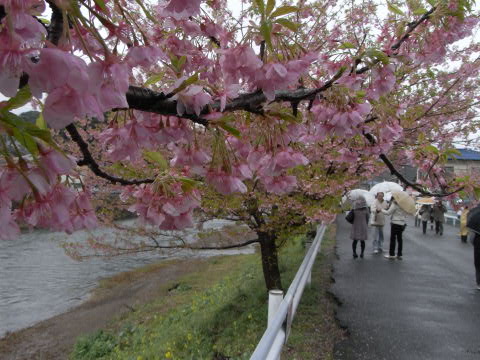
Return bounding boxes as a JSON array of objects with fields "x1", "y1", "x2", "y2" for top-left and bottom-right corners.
[{"x1": 1, "y1": 0, "x2": 479, "y2": 289}]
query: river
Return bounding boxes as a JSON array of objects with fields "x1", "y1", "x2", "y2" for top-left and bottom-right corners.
[{"x1": 0, "y1": 220, "x2": 255, "y2": 338}]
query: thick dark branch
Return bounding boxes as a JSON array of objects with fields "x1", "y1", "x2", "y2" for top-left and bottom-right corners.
[
  {"x1": 356, "y1": 7, "x2": 436, "y2": 74},
  {"x1": 139, "y1": 238, "x2": 260, "y2": 251},
  {"x1": 46, "y1": 0, "x2": 64, "y2": 44},
  {"x1": 66, "y1": 124, "x2": 155, "y2": 185},
  {"x1": 363, "y1": 132, "x2": 463, "y2": 197},
  {"x1": 391, "y1": 8, "x2": 436, "y2": 51}
]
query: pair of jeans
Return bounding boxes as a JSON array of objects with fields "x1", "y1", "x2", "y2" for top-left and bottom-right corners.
[
  {"x1": 435, "y1": 221, "x2": 444, "y2": 235},
  {"x1": 415, "y1": 216, "x2": 420, "y2": 227},
  {"x1": 389, "y1": 223, "x2": 404, "y2": 257},
  {"x1": 474, "y1": 234, "x2": 480, "y2": 286},
  {"x1": 372, "y1": 226, "x2": 384, "y2": 251},
  {"x1": 422, "y1": 221, "x2": 427, "y2": 234}
]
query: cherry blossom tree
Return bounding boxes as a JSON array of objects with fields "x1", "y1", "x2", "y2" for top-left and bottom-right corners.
[{"x1": 1, "y1": 0, "x2": 480, "y2": 289}]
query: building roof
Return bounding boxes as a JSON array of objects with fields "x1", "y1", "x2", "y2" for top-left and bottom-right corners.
[{"x1": 450, "y1": 148, "x2": 480, "y2": 161}]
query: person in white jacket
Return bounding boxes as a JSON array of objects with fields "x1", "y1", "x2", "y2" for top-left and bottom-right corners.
[
  {"x1": 381, "y1": 200, "x2": 408, "y2": 259},
  {"x1": 370, "y1": 192, "x2": 388, "y2": 254}
]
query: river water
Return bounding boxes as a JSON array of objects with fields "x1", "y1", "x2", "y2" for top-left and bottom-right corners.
[{"x1": 0, "y1": 220, "x2": 255, "y2": 337}]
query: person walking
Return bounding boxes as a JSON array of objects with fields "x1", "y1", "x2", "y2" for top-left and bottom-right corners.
[
  {"x1": 466, "y1": 205, "x2": 480, "y2": 290},
  {"x1": 414, "y1": 203, "x2": 421, "y2": 227},
  {"x1": 432, "y1": 200, "x2": 447, "y2": 236},
  {"x1": 370, "y1": 192, "x2": 388, "y2": 253},
  {"x1": 460, "y1": 205, "x2": 470, "y2": 243},
  {"x1": 381, "y1": 199, "x2": 408, "y2": 259},
  {"x1": 350, "y1": 197, "x2": 370, "y2": 259},
  {"x1": 419, "y1": 204, "x2": 432, "y2": 235}
]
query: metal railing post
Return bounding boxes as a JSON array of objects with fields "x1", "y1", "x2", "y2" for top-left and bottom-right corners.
[
  {"x1": 268, "y1": 290, "x2": 284, "y2": 327},
  {"x1": 305, "y1": 240, "x2": 313, "y2": 286}
]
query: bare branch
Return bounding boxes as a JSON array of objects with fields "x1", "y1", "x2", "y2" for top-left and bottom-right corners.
[
  {"x1": 66, "y1": 124, "x2": 155, "y2": 185},
  {"x1": 363, "y1": 132, "x2": 463, "y2": 197}
]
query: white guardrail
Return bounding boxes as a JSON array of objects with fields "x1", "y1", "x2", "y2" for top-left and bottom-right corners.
[
  {"x1": 445, "y1": 214, "x2": 459, "y2": 226},
  {"x1": 250, "y1": 224, "x2": 327, "y2": 360}
]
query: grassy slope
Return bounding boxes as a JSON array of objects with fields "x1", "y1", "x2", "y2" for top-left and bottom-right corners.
[{"x1": 71, "y1": 226, "x2": 342, "y2": 360}]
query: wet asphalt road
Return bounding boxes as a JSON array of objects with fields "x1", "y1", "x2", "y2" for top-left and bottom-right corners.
[{"x1": 332, "y1": 216, "x2": 480, "y2": 360}]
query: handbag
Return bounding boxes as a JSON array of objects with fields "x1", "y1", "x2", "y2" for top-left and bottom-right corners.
[{"x1": 346, "y1": 210, "x2": 355, "y2": 224}]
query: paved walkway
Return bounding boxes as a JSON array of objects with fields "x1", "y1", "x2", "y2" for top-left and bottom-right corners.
[{"x1": 332, "y1": 216, "x2": 480, "y2": 360}]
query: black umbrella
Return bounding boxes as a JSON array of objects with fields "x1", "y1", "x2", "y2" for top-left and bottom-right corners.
[{"x1": 466, "y1": 204, "x2": 480, "y2": 234}]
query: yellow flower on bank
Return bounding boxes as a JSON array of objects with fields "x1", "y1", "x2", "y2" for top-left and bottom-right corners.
[{"x1": 165, "y1": 351, "x2": 172, "y2": 358}]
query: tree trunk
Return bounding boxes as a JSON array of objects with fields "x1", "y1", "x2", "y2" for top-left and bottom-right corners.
[{"x1": 258, "y1": 231, "x2": 283, "y2": 291}]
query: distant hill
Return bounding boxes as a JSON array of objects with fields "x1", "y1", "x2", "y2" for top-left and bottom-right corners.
[{"x1": 19, "y1": 111, "x2": 40, "y2": 124}]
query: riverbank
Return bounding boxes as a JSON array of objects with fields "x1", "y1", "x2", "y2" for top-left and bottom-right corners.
[
  {"x1": 0, "y1": 257, "x2": 216, "y2": 360},
  {"x1": 1, "y1": 226, "x2": 343, "y2": 359}
]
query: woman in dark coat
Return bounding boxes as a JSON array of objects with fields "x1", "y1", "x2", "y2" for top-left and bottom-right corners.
[{"x1": 350, "y1": 197, "x2": 370, "y2": 259}]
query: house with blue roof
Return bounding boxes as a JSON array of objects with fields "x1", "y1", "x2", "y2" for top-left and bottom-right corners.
[{"x1": 445, "y1": 148, "x2": 480, "y2": 176}]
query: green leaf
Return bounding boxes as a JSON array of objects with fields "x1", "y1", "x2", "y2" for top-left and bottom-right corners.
[
  {"x1": 143, "y1": 150, "x2": 169, "y2": 170},
  {"x1": 274, "y1": 18, "x2": 300, "y2": 31},
  {"x1": 144, "y1": 73, "x2": 164, "y2": 86},
  {"x1": 367, "y1": 49, "x2": 390, "y2": 64},
  {"x1": 93, "y1": 0, "x2": 107, "y2": 12},
  {"x1": 0, "y1": 110, "x2": 55, "y2": 147},
  {"x1": 413, "y1": 7, "x2": 427, "y2": 15},
  {"x1": 12, "y1": 128, "x2": 38, "y2": 155},
  {"x1": 339, "y1": 42, "x2": 356, "y2": 49},
  {"x1": 218, "y1": 122, "x2": 241, "y2": 138},
  {"x1": 254, "y1": 0, "x2": 265, "y2": 15},
  {"x1": 177, "y1": 56, "x2": 187, "y2": 70},
  {"x1": 260, "y1": 20, "x2": 273, "y2": 49},
  {"x1": 266, "y1": 0, "x2": 275, "y2": 16},
  {"x1": 426, "y1": 0, "x2": 436, "y2": 6},
  {"x1": 474, "y1": 187, "x2": 480, "y2": 200},
  {"x1": 38, "y1": 17, "x2": 50, "y2": 25},
  {"x1": 270, "y1": 5, "x2": 298, "y2": 18},
  {"x1": 178, "y1": 177, "x2": 199, "y2": 193},
  {"x1": 36, "y1": 113, "x2": 47, "y2": 130},
  {"x1": 424, "y1": 144, "x2": 439, "y2": 154},
  {"x1": 387, "y1": 2, "x2": 405, "y2": 16},
  {"x1": 134, "y1": 0, "x2": 157, "y2": 22},
  {"x1": 4, "y1": 86, "x2": 32, "y2": 110},
  {"x1": 169, "y1": 73, "x2": 199, "y2": 95}
]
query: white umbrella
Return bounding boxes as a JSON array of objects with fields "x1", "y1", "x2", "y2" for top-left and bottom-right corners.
[
  {"x1": 345, "y1": 189, "x2": 375, "y2": 207},
  {"x1": 369, "y1": 181, "x2": 403, "y2": 196}
]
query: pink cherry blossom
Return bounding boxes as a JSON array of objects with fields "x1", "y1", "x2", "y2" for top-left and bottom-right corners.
[
  {"x1": 124, "y1": 183, "x2": 200, "y2": 230},
  {"x1": 0, "y1": 33, "x2": 32, "y2": 96},
  {"x1": 70, "y1": 192, "x2": 98, "y2": 231},
  {"x1": 219, "y1": 45, "x2": 263, "y2": 85},
  {"x1": 161, "y1": 0, "x2": 201, "y2": 20},
  {"x1": 261, "y1": 175, "x2": 297, "y2": 195},
  {"x1": 367, "y1": 64, "x2": 396, "y2": 100},
  {"x1": 175, "y1": 85, "x2": 211, "y2": 116},
  {"x1": 171, "y1": 146, "x2": 211, "y2": 168},
  {"x1": 125, "y1": 46, "x2": 166, "y2": 68},
  {"x1": 0, "y1": 203, "x2": 20, "y2": 240},
  {"x1": 88, "y1": 61, "x2": 129, "y2": 111},
  {"x1": 39, "y1": 148, "x2": 77, "y2": 183},
  {"x1": 260, "y1": 148, "x2": 309, "y2": 177},
  {"x1": 206, "y1": 170, "x2": 247, "y2": 195}
]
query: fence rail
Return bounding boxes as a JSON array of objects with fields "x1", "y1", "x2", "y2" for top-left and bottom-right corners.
[{"x1": 250, "y1": 224, "x2": 326, "y2": 360}]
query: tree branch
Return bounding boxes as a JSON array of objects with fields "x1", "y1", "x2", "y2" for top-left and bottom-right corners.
[
  {"x1": 66, "y1": 124, "x2": 155, "y2": 185},
  {"x1": 363, "y1": 132, "x2": 463, "y2": 197}
]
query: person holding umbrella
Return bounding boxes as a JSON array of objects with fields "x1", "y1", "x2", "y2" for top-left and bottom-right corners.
[
  {"x1": 459, "y1": 205, "x2": 470, "y2": 243},
  {"x1": 432, "y1": 200, "x2": 447, "y2": 236},
  {"x1": 419, "y1": 204, "x2": 432, "y2": 235},
  {"x1": 350, "y1": 196, "x2": 370, "y2": 259},
  {"x1": 466, "y1": 204, "x2": 480, "y2": 290},
  {"x1": 381, "y1": 191, "x2": 415, "y2": 260},
  {"x1": 370, "y1": 192, "x2": 388, "y2": 253}
]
